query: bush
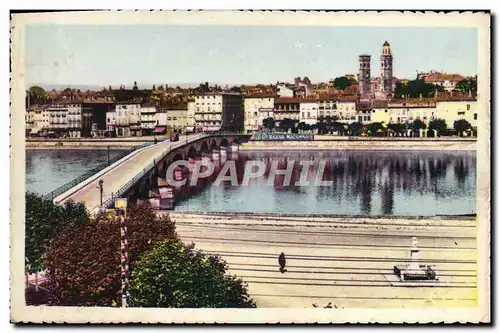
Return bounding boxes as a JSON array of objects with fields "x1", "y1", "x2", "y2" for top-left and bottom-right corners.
[
  {"x1": 130, "y1": 238, "x2": 256, "y2": 308},
  {"x1": 45, "y1": 201, "x2": 176, "y2": 306}
]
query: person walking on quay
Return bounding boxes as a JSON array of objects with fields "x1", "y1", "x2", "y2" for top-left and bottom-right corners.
[{"x1": 278, "y1": 252, "x2": 287, "y2": 273}]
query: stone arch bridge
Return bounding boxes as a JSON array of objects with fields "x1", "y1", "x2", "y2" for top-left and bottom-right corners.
[{"x1": 54, "y1": 133, "x2": 251, "y2": 213}]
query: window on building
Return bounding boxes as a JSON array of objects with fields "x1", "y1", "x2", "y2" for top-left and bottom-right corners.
[
  {"x1": 307, "y1": 112, "x2": 310, "y2": 118},
  {"x1": 467, "y1": 104, "x2": 470, "y2": 111},
  {"x1": 458, "y1": 111, "x2": 465, "y2": 116},
  {"x1": 302, "y1": 112, "x2": 305, "y2": 118},
  {"x1": 474, "y1": 113, "x2": 477, "y2": 120}
]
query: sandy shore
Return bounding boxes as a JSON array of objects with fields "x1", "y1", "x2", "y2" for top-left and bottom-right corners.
[{"x1": 167, "y1": 211, "x2": 477, "y2": 308}]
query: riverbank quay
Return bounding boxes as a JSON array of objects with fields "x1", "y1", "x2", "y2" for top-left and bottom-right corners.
[
  {"x1": 25, "y1": 135, "x2": 169, "y2": 149},
  {"x1": 241, "y1": 137, "x2": 476, "y2": 151},
  {"x1": 166, "y1": 211, "x2": 477, "y2": 308}
]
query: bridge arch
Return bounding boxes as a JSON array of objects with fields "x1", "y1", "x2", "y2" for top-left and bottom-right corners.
[
  {"x1": 200, "y1": 141, "x2": 209, "y2": 154},
  {"x1": 172, "y1": 152, "x2": 184, "y2": 161},
  {"x1": 210, "y1": 139, "x2": 218, "y2": 151},
  {"x1": 187, "y1": 147, "x2": 198, "y2": 159}
]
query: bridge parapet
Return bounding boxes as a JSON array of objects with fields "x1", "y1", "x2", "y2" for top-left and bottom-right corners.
[{"x1": 94, "y1": 132, "x2": 250, "y2": 213}]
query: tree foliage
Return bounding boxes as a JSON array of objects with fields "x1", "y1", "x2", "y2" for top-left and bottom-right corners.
[
  {"x1": 28, "y1": 86, "x2": 47, "y2": 99},
  {"x1": 229, "y1": 86, "x2": 242, "y2": 93},
  {"x1": 262, "y1": 117, "x2": 275, "y2": 131},
  {"x1": 348, "y1": 122, "x2": 363, "y2": 136},
  {"x1": 454, "y1": 119, "x2": 471, "y2": 137},
  {"x1": 45, "y1": 202, "x2": 176, "y2": 306},
  {"x1": 428, "y1": 118, "x2": 448, "y2": 136},
  {"x1": 25, "y1": 192, "x2": 89, "y2": 274},
  {"x1": 333, "y1": 76, "x2": 356, "y2": 91},
  {"x1": 366, "y1": 122, "x2": 385, "y2": 134},
  {"x1": 130, "y1": 238, "x2": 255, "y2": 308},
  {"x1": 387, "y1": 123, "x2": 408, "y2": 135},
  {"x1": 455, "y1": 77, "x2": 477, "y2": 94},
  {"x1": 394, "y1": 79, "x2": 444, "y2": 99},
  {"x1": 411, "y1": 119, "x2": 427, "y2": 131},
  {"x1": 279, "y1": 118, "x2": 296, "y2": 133}
]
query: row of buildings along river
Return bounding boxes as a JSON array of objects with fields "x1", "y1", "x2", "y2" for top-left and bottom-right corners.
[{"x1": 26, "y1": 41, "x2": 478, "y2": 138}]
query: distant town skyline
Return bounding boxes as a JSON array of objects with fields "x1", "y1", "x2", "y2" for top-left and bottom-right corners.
[{"x1": 25, "y1": 25, "x2": 477, "y2": 88}]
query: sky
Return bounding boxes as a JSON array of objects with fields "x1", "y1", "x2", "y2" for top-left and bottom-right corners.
[{"x1": 25, "y1": 25, "x2": 477, "y2": 88}]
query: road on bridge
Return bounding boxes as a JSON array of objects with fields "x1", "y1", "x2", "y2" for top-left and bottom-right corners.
[
  {"x1": 169, "y1": 212, "x2": 477, "y2": 308},
  {"x1": 55, "y1": 134, "x2": 202, "y2": 211}
]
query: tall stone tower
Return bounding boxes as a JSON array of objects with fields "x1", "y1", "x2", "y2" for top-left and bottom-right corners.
[
  {"x1": 359, "y1": 54, "x2": 372, "y2": 100},
  {"x1": 380, "y1": 41, "x2": 393, "y2": 97}
]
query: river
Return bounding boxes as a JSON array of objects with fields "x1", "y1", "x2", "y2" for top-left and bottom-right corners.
[{"x1": 25, "y1": 149, "x2": 476, "y2": 216}]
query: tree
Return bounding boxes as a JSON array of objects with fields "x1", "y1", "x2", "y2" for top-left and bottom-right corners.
[
  {"x1": 133, "y1": 81, "x2": 138, "y2": 90},
  {"x1": 279, "y1": 118, "x2": 295, "y2": 133},
  {"x1": 331, "y1": 121, "x2": 346, "y2": 135},
  {"x1": 25, "y1": 192, "x2": 89, "y2": 274},
  {"x1": 454, "y1": 119, "x2": 471, "y2": 137},
  {"x1": 28, "y1": 86, "x2": 46, "y2": 101},
  {"x1": 394, "y1": 79, "x2": 444, "y2": 99},
  {"x1": 315, "y1": 120, "x2": 328, "y2": 135},
  {"x1": 366, "y1": 122, "x2": 385, "y2": 135},
  {"x1": 428, "y1": 118, "x2": 447, "y2": 136},
  {"x1": 152, "y1": 84, "x2": 156, "y2": 91},
  {"x1": 387, "y1": 123, "x2": 408, "y2": 136},
  {"x1": 348, "y1": 122, "x2": 363, "y2": 136},
  {"x1": 333, "y1": 76, "x2": 356, "y2": 91},
  {"x1": 129, "y1": 238, "x2": 255, "y2": 308},
  {"x1": 455, "y1": 77, "x2": 477, "y2": 95},
  {"x1": 45, "y1": 202, "x2": 176, "y2": 306},
  {"x1": 297, "y1": 122, "x2": 306, "y2": 133},
  {"x1": 262, "y1": 117, "x2": 275, "y2": 131},
  {"x1": 411, "y1": 119, "x2": 426, "y2": 131},
  {"x1": 229, "y1": 86, "x2": 242, "y2": 94}
]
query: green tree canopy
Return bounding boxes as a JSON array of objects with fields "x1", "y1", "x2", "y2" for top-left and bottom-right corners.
[
  {"x1": 279, "y1": 118, "x2": 296, "y2": 133},
  {"x1": 26, "y1": 192, "x2": 89, "y2": 274},
  {"x1": 28, "y1": 86, "x2": 47, "y2": 100},
  {"x1": 366, "y1": 122, "x2": 385, "y2": 134},
  {"x1": 411, "y1": 119, "x2": 427, "y2": 131},
  {"x1": 455, "y1": 78, "x2": 477, "y2": 94},
  {"x1": 387, "y1": 123, "x2": 408, "y2": 134},
  {"x1": 262, "y1": 117, "x2": 275, "y2": 131},
  {"x1": 45, "y1": 202, "x2": 176, "y2": 306},
  {"x1": 453, "y1": 119, "x2": 471, "y2": 137},
  {"x1": 130, "y1": 238, "x2": 255, "y2": 308},
  {"x1": 348, "y1": 122, "x2": 363, "y2": 136},
  {"x1": 428, "y1": 118, "x2": 448, "y2": 136},
  {"x1": 394, "y1": 79, "x2": 444, "y2": 99},
  {"x1": 229, "y1": 86, "x2": 242, "y2": 93},
  {"x1": 333, "y1": 76, "x2": 356, "y2": 90}
]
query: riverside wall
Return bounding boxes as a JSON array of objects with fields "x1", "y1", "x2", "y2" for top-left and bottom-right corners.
[{"x1": 240, "y1": 137, "x2": 476, "y2": 151}]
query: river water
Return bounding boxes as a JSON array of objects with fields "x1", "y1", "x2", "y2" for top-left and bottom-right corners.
[
  {"x1": 26, "y1": 149, "x2": 127, "y2": 195},
  {"x1": 26, "y1": 149, "x2": 476, "y2": 216},
  {"x1": 174, "y1": 150, "x2": 476, "y2": 216}
]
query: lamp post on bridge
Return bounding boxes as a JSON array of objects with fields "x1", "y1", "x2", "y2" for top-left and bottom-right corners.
[{"x1": 98, "y1": 179, "x2": 104, "y2": 208}]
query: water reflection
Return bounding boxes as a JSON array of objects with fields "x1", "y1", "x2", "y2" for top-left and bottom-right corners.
[
  {"x1": 26, "y1": 149, "x2": 127, "y2": 195},
  {"x1": 175, "y1": 150, "x2": 476, "y2": 216}
]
